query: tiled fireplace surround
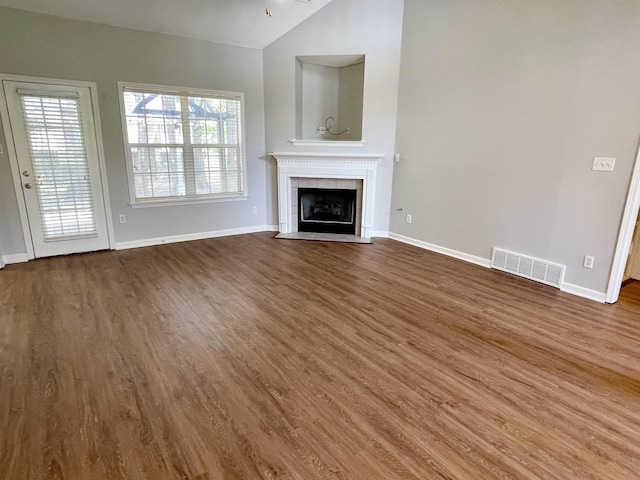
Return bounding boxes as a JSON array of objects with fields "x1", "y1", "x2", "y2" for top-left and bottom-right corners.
[
  {"x1": 291, "y1": 178, "x2": 363, "y2": 235},
  {"x1": 271, "y1": 153, "x2": 383, "y2": 239}
]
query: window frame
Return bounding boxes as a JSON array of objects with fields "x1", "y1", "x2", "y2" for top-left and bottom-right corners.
[{"x1": 117, "y1": 81, "x2": 248, "y2": 208}]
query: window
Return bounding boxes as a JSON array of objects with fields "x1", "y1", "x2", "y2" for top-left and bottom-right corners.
[{"x1": 119, "y1": 82, "x2": 246, "y2": 206}]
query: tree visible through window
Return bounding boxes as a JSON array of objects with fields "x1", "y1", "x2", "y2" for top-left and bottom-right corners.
[{"x1": 121, "y1": 85, "x2": 244, "y2": 204}]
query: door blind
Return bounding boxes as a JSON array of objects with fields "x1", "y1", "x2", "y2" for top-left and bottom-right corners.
[{"x1": 20, "y1": 93, "x2": 98, "y2": 241}]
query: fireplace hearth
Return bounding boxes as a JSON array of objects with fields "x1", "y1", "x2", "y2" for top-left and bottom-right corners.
[{"x1": 298, "y1": 188, "x2": 357, "y2": 235}]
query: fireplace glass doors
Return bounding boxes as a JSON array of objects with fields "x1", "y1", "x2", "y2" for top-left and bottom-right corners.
[{"x1": 298, "y1": 188, "x2": 357, "y2": 235}]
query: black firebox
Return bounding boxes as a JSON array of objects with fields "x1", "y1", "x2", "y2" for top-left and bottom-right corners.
[{"x1": 298, "y1": 188, "x2": 357, "y2": 235}]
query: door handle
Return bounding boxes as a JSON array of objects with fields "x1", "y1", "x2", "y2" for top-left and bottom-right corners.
[{"x1": 23, "y1": 183, "x2": 33, "y2": 189}]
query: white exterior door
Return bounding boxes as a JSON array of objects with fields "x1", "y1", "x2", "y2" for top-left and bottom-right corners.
[{"x1": 3, "y1": 80, "x2": 110, "y2": 257}]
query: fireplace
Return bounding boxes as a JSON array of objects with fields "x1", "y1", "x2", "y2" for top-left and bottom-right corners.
[
  {"x1": 270, "y1": 152, "x2": 383, "y2": 238},
  {"x1": 298, "y1": 188, "x2": 357, "y2": 234}
]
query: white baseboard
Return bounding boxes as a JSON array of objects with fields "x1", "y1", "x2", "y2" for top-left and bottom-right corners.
[
  {"x1": 115, "y1": 225, "x2": 279, "y2": 251},
  {"x1": 373, "y1": 231, "x2": 389, "y2": 238},
  {"x1": 388, "y1": 232, "x2": 491, "y2": 268},
  {"x1": 1, "y1": 253, "x2": 30, "y2": 266},
  {"x1": 389, "y1": 232, "x2": 607, "y2": 304},
  {"x1": 561, "y1": 282, "x2": 606, "y2": 303}
]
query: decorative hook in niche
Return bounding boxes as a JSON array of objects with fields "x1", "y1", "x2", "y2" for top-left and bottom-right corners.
[
  {"x1": 265, "y1": 0, "x2": 272, "y2": 16},
  {"x1": 324, "y1": 117, "x2": 350, "y2": 136}
]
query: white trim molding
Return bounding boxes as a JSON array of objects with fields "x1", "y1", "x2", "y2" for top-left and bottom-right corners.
[
  {"x1": 1, "y1": 253, "x2": 30, "y2": 265},
  {"x1": 606, "y1": 140, "x2": 640, "y2": 303},
  {"x1": 115, "y1": 225, "x2": 278, "y2": 250},
  {"x1": 288, "y1": 139, "x2": 366, "y2": 147},
  {"x1": 388, "y1": 232, "x2": 492, "y2": 268},
  {"x1": 561, "y1": 282, "x2": 606, "y2": 303},
  {"x1": 390, "y1": 232, "x2": 608, "y2": 303},
  {"x1": 270, "y1": 152, "x2": 383, "y2": 239}
]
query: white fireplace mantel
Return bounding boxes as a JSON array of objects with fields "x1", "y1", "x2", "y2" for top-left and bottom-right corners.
[{"x1": 270, "y1": 152, "x2": 384, "y2": 238}]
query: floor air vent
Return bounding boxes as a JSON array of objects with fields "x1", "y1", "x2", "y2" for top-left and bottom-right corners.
[{"x1": 491, "y1": 248, "x2": 565, "y2": 289}]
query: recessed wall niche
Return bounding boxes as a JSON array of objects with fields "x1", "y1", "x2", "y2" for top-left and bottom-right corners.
[{"x1": 295, "y1": 55, "x2": 364, "y2": 142}]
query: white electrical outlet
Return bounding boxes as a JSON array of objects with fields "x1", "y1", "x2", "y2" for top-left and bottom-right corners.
[
  {"x1": 118, "y1": 214, "x2": 126, "y2": 224},
  {"x1": 252, "y1": 206, "x2": 258, "y2": 214},
  {"x1": 592, "y1": 157, "x2": 615, "y2": 172},
  {"x1": 406, "y1": 214, "x2": 412, "y2": 224},
  {"x1": 394, "y1": 153, "x2": 400, "y2": 163},
  {"x1": 583, "y1": 255, "x2": 594, "y2": 269}
]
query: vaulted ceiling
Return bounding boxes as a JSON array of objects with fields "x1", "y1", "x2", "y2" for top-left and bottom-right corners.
[{"x1": 0, "y1": 0, "x2": 334, "y2": 49}]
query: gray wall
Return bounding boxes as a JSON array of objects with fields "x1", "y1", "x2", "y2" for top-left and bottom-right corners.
[
  {"x1": 0, "y1": 7, "x2": 268, "y2": 255},
  {"x1": 392, "y1": 0, "x2": 640, "y2": 293},
  {"x1": 263, "y1": 0, "x2": 404, "y2": 233},
  {"x1": 300, "y1": 63, "x2": 340, "y2": 140},
  {"x1": 338, "y1": 62, "x2": 365, "y2": 142},
  {"x1": 0, "y1": 120, "x2": 23, "y2": 256}
]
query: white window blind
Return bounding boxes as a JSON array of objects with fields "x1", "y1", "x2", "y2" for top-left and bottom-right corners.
[
  {"x1": 20, "y1": 93, "x2": 97, "y2": 241},
  {"x1": 121, "y1": 86, "x2": 245, "y2": 204}
]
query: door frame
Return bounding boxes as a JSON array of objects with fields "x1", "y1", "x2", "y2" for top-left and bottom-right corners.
[
  {"x1": 0, "y1": 74, "x2": 115, "y2": 259},
  {"x1": 606, "y1": 137, "x2": 640, "y2": 303}
]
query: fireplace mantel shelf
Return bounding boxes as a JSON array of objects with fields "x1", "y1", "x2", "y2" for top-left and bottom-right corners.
[
  {"x1": 270, "y1": 152, "x2": 384, "y2": 161},
  {"x1": 287, "y1": 140, "x2": 367, "y2": 147}
]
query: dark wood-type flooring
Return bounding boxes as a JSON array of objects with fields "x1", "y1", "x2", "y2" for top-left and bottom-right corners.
[{"x1": 2, "y1": 232, "x2": 640, "y2": 479}]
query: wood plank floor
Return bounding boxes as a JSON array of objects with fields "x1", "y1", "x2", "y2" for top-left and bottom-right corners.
[{"x1": 2, "y1": 232, "x2": 640, "y2": 479}]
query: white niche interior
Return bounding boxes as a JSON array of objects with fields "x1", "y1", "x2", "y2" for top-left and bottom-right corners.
[{"x1": 294, "y1": 55, "x2": 365, "y2": 146}]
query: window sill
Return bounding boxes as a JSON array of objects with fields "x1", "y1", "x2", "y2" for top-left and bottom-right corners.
[{"x1": 129, "y1": 194, "x2": 248, "y2": 209}]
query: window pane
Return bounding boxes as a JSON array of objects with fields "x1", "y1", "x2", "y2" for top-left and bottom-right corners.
[
  {"x1": 170, "y1": 173, "x2": 186, "y2": 196},
  {"x1": 132, "y1": 147, "x2": 184, "y2": 199},
  {"x1": 150, "y1": 173, "x2": 170, "y2": 197},
  {"x1": 194, "y1": 148, "x2": 220, "y2": 195},
  {"x1": 149, "y1": 147, "x2": 168, "y2": 173},
  {"x1": 131, "y1": 147, "x2": 151, "y2": 174},
  {"x1": 127, "y1": 117, "x2": 148, "y2": 144},
  {"x1": 167, "y1": 149, "x2": 183, "y2": 173},
  {"x1": 146, "y1": 116, "x2": 167, "y2": 143},
  {"x1": 123, "y1": 92, "x2": 183, "y2": 144},
  {"x1": 194, "y1": 148, "x2": 207, "y2": 172},
  {"x1": 222, "y1": 100, "x2": 240, "y2": 144},
  {"x1": 194, "y1": 147, "x2": 242, "y2": 195},
  {"x1": 222, "y1": 148, "x2": 242, "y2": 192},
  {"x1": 134, "y1": 174, "x2": 153, "y2": 198},
  {"x1": 188, "y1": 96, "x2": 240, "y2": 145}
]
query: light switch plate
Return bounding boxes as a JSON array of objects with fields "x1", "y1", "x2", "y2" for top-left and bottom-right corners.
[{"x1": 593, "y1": 157, "x2": 615, "y2": 171}]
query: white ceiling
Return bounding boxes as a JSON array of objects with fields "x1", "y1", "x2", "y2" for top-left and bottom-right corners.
[{"x1": 0, "y1": 0, "x2": 334, "y2": 49}]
